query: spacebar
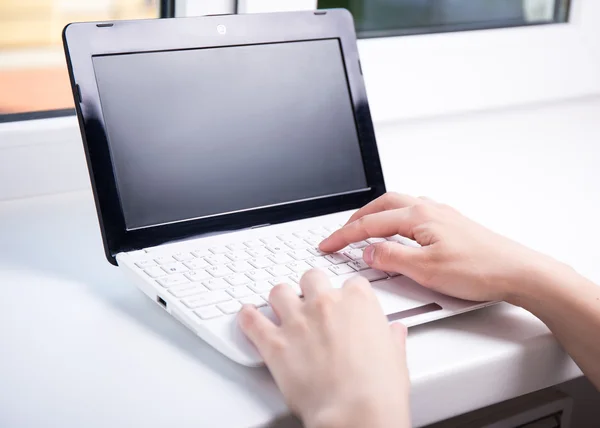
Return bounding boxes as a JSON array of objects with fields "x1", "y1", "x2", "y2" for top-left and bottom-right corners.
[{"x1": 328, "y1": 269, "x2": 388, "y2": 288}]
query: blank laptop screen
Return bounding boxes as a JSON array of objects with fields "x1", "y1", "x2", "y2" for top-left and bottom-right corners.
[{"x1": 92, "y1": 39, "x2": 368, "y2": 230}]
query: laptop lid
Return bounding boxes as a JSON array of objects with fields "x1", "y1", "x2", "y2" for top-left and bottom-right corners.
[{"x1": 63, "y1": 10, "x2": 385, "y2": 265}]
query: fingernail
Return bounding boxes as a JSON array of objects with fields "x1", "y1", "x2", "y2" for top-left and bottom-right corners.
[{"x1": 363, "y1": 245, "x2": 375, "y2": 265}]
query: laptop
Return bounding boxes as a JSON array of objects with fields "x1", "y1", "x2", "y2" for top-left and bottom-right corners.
[{"x1": 63, "y1": 10, "x2": 491, "y2": 366}]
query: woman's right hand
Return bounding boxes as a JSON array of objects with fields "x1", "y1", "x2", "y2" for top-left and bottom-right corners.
[{"x1": 320, "y1": 192, "x2": 557, "y2": 303}]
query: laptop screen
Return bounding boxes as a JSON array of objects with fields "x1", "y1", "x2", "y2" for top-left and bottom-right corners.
[{"x1": 92, "y1": 39, "x2": 368, "y2": 230}]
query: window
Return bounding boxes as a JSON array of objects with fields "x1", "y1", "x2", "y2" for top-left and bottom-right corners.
[
  {"x1": 0, "y1": 0, "x2": 160, "y2": 122},
  {"x1": 318, "y1": 0, "x2": 570, "y2": 38}
]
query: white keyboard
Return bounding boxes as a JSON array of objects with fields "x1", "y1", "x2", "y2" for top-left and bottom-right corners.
[{"x1": 131, "y1": 224, "x2": 410, "y2": 321}]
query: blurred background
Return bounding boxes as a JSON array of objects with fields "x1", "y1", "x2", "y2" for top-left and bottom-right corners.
[
  {"x1": 0, "y1": 0, "x2": 567, "y2": 117},
  {"x1": 0, "y1": 0, "x2": 158, "y2": 115}
]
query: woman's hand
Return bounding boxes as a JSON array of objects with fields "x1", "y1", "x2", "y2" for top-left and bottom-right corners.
[
  {"x1": 320, "y1": 192, "x2": 553, "y2": 303},
  {"x1": 238, "y1": 269, "x2": 411, "y2": 428}
]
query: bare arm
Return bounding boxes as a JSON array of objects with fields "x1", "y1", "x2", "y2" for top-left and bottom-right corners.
[
  {"x1": 511, "y1": 260, "x2": 600, "y2": 389},
  {"x1": 321, "y1": 192, "x2": 600, "y2": 389}
]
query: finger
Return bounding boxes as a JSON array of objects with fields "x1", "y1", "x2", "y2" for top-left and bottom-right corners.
[
  {"x1": 300, "y1": 268, "x2": 332, "y2": 300},
  {"x1": 238, "y1": 305, "x2": 279, "y2": 357},
  {"x1": 345, "y1": 193, "x2": 423, "y2": 225},
  {"x1": 268, "y1": 283, "x2": 302, "y2": 322},
  {"x1": 362, "y1": 241, "x2": 425, "y2": 276},
  {"x1": 418, "y1": 196, "x2": 436, "y2": 203},
  {"x1": 320, "y1": 208, "x2": 419, "y2": 253}
]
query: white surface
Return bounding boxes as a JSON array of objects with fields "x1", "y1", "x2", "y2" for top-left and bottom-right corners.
[
  {"x1": 230, "y1": 0, "x2": 600, "y2": 121},
  {"x1": 2, "y1": 97, "x2": 600, "y2": 426},
  {"x1": 237, "y1": 0, "x2": 316, "y2": 14},
  {"x1": 176, "y1": 0, "x2": 235, "y2": 17}
]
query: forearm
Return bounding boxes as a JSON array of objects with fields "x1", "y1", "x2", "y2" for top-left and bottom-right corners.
[{"x1": 508, "y1": 256, "x2": 600, "y2": 390}]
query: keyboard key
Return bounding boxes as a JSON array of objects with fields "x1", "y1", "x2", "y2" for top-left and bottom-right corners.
[
  {"x1": 184, "y1": 258, "x2": 210, "y2": 270},
  {"x1": 184, "y1": 269, "x2": 212, "y2": 282},
  {"x1": 324, "y1": 225, "x2": 341, "y2": 232},
  {"x1": 350, "y1": 241, "x2": 369, "y2": 249},
  {"x1": 218, "y1": 300, "x2": 243, "y2": 315},
  {"x1": 201, "y1": 278, "x2": 230, "y2": 291},
  {"x1": 366, "y1": 238, "x2": 387, "y2": 244},
  {"x1": 320, "y1": 268, "x2": 336, "y2": 277},
  {"x1": 246, "y1": 269, "x2": 273, "y2": 281},
  {"x1": 348, "y1": 260, "x2": 369, "y2": 271},
  {"x1": 239, "y1": 295, "x2": 267, "y2": 307},
  {"x1": 226, "y1": 243, "x2": 247, "y2": 251},
  {"x1": 169, "y1": 283, "x2": 208, "y2": 298},
  {"x1": 191, "y1": 249, "x2": 211, "y2": 258},
  {"x1": 144, "y1": 266, "x2": 167, "y2": 278},
  {"x1": 228, "y1": 261, "x2": 253, "y2": 273},
  {"x1": 267, "y1": 265, "x2": 293, "y2": 277},
  {"x1": 161, "y1": 262, "x2": 189, "y2": 274},
  {"x1": 225, "y1": 274, "x2": 251, "y2": 287},
  {"x1": 329, "y1": 264, "x2": 355, "y2": 275},
  {"x1": 248, "y1": 257, "x2": 273, "y2": 269},
  {"x1": 288, "y1": 249, "x2": 312, "y2": 260},
  {"x1": 310, "y1": 228, "x2": 329, "y2": 237},
  {"x1": 206, "y1": 265, "x2": 233, "y2": 278},
  {"x1": 329, "y1": 273, "x2": 359, "y2": 289},
  {"x1": 358, "y1": 269, "x2": 388, "y2": 282},
  {"x1": 266, "y1": 245, "x2": 288, "y2": 254},
  {"x1": 226, "y1": 286, "x2": 253, "y2": 299},
  {"x1": 225, "y1": 250, "x2": 252, "y2": 262},
  {"x1": 268, "y1": 253, "x2": 294, "y2": 265},
  {"x1": 195, "y1": 306, "x2": 224, "y2": 320},
  {"x1": 343, "y1": 249, "x2": 364, "y2": 261},
  {"x1": 135, "y1": 260, "x2": 156, "y2": 269},
  {"x1": 325, "y1": 253, "x2": 351, "y2": 265},
  {"x1": 284, "y1": 238, "x2": 309, "y2": 250},
  {"x1": 261, "y1": 237, "x2": 281, "y2": 247},
  {"x1": 306, "y1": 257, "x2": 332, "y2": 269},
  {"x1": 286, "y1": 261, "x2": 312, "y2": 274},
  {"x1": 276, "y1": 234, "x2": 296, "y2": 242},
  {"x1": 173, "y1": 252, "x2": 194, "y2": 262},
  {"x1": 157, "y1": 275, "x2": 189, "y2": 288},
  {"x1": 248, "y1": 281, "x2": 273, "y2": 294},
  {"x1": 154, "y1": 255, "x2": 175, "y2": 265},
  {"x1": 244, "y1": 239, "x2": 263, "y2": 248},
  {"x1": 307, "y1": 247, "x2": 327, "y2": 257},
  {"x1": 209, "y1": 245, "x2": 229, "y2": 254},
  {"x1": 287, "y1": 273, "x2": 302, "y2": 283},
  {"x1": 293, "y1": 231, "x2": 314, "y2": 240},
  {"x1": 181, "y1": 291, "x2": 231, "y2": 309},
  {"x1": 269, "y1": 276, "x2": 293, "y2": 286},
  {"x1": 304, "y1": 237, "x2": 322, "y2": 247},
  {"x1": 246, "y1": 247, "x2": 272, "y2": 258},
  {"x1": 205, "y1": 254, "x2": 230, "y2": 266}
]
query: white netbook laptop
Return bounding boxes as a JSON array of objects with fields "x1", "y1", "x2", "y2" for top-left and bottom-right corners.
[{"x1": 63, "y1": 10, "x2": 491, "y2": 366}]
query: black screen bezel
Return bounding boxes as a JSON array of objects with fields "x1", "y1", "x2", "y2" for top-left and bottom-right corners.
[{"x1": 63, "y1": 10, "x2": 386, "y2": 265}]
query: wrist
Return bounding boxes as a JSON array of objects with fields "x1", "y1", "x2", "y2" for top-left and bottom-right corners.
[
  {"x1": 504, "y1": 251, "x2": 577, "y2": 309},
  {"x1": 305, "y1": 396, "x2": 409, "y2": 428}
]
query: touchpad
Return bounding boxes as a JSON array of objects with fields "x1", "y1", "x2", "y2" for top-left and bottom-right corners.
[{"x1": 371, "y1": 275, "x2": 442, "y2": 317}]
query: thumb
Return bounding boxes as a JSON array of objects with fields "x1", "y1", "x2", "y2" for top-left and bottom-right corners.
[
  {"x1": 390, "y1": 321, "x2": 408, "y2": 347},
  {"x1": 390, "y1": 322, "x2": 409, "y2": 366},
  {"x1": 362, "y1": 241, "x2": 422, "y2": 274}
]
